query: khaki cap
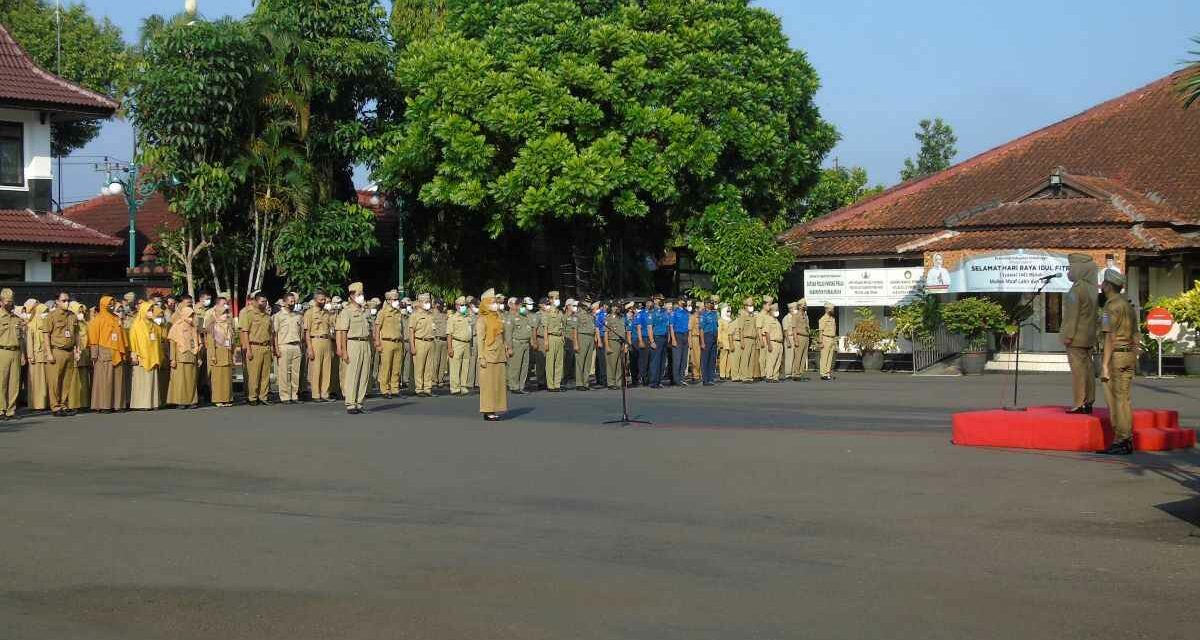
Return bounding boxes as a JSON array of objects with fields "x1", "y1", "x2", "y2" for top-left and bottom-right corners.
[
  {"x1": 0, "y1": 288, "x2": 11, "y2": 302},
  {"x1": 1104, "y1": 269, "x2": 1126, "y2": 288},
  {"x1": 548, "y1": 291, "x2": 560, "y2": 299},
  {"x1": 217, "y1": 291, "x2": 231, "y2": 299},
  {"x1": 763, "y1": 295, "x2": 774, "y2": 304},
  {"x1": 508, "y1": 296, "x2": 519, "y2": 304},
  {"x1": 743, "y1": 297, "x2": 755, "y2": 306},
  {"x1": 709, "y1": 295, "x2": 720, "y2": 303},
  {"x1": 123, "y1": 292, "x2": 136, "y2": 302},
  {"x1": 455, "y1": 296, "x2": 467, "y2": 305},
  {"x1": 624, "y1": 301, "x2": 635, "y2": 310},
  {"x1": 417, "y1": 292, "x2": 430, "y2": 302},
  {"x1": 523, "y1": 297, "x2": 534, "y2": 305},
  {"x1": 348, "y1": 282, "x2": 363, "y2": 295},
  {"x1": 824, "y1": 302, "x2": 835, "y2": 311},
  {"x1": 331, "y1": 296, "x2": 343, "y2": 304},
  {"x1": 369, "y1": 297, "x2": 381, "y2": 307},
  {"x1": 385, "y1": 289, "x2": 399, "y2": 300},
  {"x1": 797, "y1": 298, "x2": 808, "y2": 307},
  {"x1": 1067, "y1": 253, "x2": 1093, "y2": 265}
]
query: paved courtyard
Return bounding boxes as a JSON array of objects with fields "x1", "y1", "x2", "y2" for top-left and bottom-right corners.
[{"x1": 1, "y1": 373, "x2": 1197, "y2": 639}]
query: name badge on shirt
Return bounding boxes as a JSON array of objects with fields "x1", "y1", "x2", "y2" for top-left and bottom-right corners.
[
  {"x1": 64, "y1": 330, "x2": 71, "y2": 337},
  {"x1": 150, "y1": 334, "x2": 158, "y2": 342},
  {"x1": 111, "y1": 332, "x2": 118, "y2": 342}
]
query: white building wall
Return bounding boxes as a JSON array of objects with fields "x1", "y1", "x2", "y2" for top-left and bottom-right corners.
[
  {"x1": 0, "y1": 249, "x2": 51, "y2": 282},
  {"x1": 0, "y1": 107, "x2": 52, "y2": 190}
]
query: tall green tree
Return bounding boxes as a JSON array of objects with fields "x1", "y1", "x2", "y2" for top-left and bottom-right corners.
[
  {"x1": 0, "y1": 0, "x2": 131, "y2": 155},
  {"x1": 1181, "y1": 35, "x2": 1200, "y2": 108},
  {"x1": 361, "y1": 0, "x2": 836, "y2": 299},
  {"x1": 899, "y1": 117, "x2": 957, "y2": 181},
  {"x1": 794, "y1": 164, "x2": 885, "y2": 223}
]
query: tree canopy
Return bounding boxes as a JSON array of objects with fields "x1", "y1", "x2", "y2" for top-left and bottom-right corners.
[
  {"x1": 0, "y1": 0, "x2": 131, "y2": 155},
  {"x1": 899, "y1": 117, "x2": 957, "y2": 182},
  {"x1": 1181, "y1": 35, "x2": 1200, "y2": 109},
  {"x1": 361, "y1": 0, "x2": 836, "y2": 300},
  {"x1": 794, "y1": 164, "x2": 884, "y2": 223}
]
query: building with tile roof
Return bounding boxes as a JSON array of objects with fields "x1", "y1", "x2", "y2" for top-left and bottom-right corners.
[
  {"x1": 781, "y1": 70, "x2": 1200, "y2": 356},
  {"x1": 0, "y1": 21, "x2": 120, "y2": 287}
]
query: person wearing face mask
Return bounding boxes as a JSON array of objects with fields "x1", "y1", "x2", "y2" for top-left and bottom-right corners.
[
  {"x1": 0, "y1": 289, "x2": 23, "y2": 420},
  {"x1": 409, "y1": 292, "x2": 437, "y2": 397},
  {"x1": 67, "y1": 302, "x2": 91, "y2": 412},
  {"x1": 44, "y1": 291, "x2": 79, "y2": 416},
  {"x1": 465, "y1": 296, "x2": 480, "y2": 391},
  {"x1": 819, "y1": 302, "x2": 838, "y2": 381},
  {"x1": 1062, "y1": 253, "x2": 1099, "y2": 414},
  {"x1": 686, "y1": 299, "x2": 702, "y2": 383},
  {"x1": 792, "y1": 299, "x2": 812, "y2": 381},
  {"x1": 735, "y1": 297, "x2": 757, "y2": 383},
  {"x1": 25, "y1": 302, "x2": 52, "y2": 411},
  {"x1": 446, "y1": 296, "x2": 474, "y2": 396},
  {"x1": 699, "y1": 297, "x2": 719, "y2": 386},
  {"x1": 272, "y1": 292, "x2": 305, "y2": 404},
  {"x1": 717, "y1": 302, "x2": 733, "y2": 381},
  {"x1": 753, "y1": 295, "x2": 775, "y2": 381},
  {"x1": 374, "y1": 290, "x2": 407, "y2": 400},
  {"x1": 166, "y1": 306, "x2": 202, "y2": 409},
  {"x1": 630, "y1": 301, "x2": 646, "y2": 386},
  {"x1": 128, "y1": 301, "x2": 164, "y2": 410},
  {"x1": 89, "y1": 296, "x2": 129, "y2": 413},
  {"x1": 303, "y1": 291, "x2": 334, "y2": 402},
  {"x1": 529, "y1": 297, "x2": 547, "y2": 391},
  {"x1": 759, "y1": 302, "x2": 784, "y2": 382},
  {"x1": 572, "y1": 297, "x2": 597, "y2": 391},
  {"x1": 592, "y1": 301, "x2": 607, "y2": 388},
  {"x1": 667, "y1": 297, "x2": 689, "y2": 387},
  {"x1": 646, "y1": 295, "x2": 670, "y2": 389},
  {"x1": 205, "y1": 296, "x2": 235, "y2": 407},
  {"x1": 477, "y1": 289, "x2": 508, "y2": 421},
  {"x1": 399, "y1": 297, "x2": 416, "y2": 394},
  {"x1": 1096, "y1": 269, "x2": 1139, "y2": 455},
  {"x1": 431, "y1": 299, "x2": 449, "y2": 388},
  {"x1": 239, "y1": 292, "x2": 276, "y2": 405},
  {"x1": 335, "y1": 282, "x2": 373, "y2": 414},
  {"x1": 504, "y1": 296, "x2": 533, "y2": 393},
  {"x1": 541, "y1": 291, "x2": 566, "y2": 391},
  {"x1": 603, "y1": 302, "x2": 625, "y2": 390},
  {"x1": 120, "y1": 292, "x2": 137, "y2": 330},
  {"x1": 329, "y1": 296, "x2": 343, "y2": 397}
]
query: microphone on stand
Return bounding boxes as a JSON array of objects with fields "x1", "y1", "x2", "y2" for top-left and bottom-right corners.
[{"x1": 1036, "y1": 273, "x2": 1062, "y2": 282}]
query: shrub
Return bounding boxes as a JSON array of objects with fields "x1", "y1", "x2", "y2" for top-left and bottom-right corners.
[
  {"x1": 940, "y1": 296, "x2": 1009, "y2": 352},
  {"x1": 890, "y1": 294, "x2": 941, "y2": 346},
  {"x1": 847, "y1": 307, "x2": 894, "y2": 353}
]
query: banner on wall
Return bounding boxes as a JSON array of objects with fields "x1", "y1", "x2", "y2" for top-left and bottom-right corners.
[
  {"x1": 803, "y1": 267, "x2": 925, "y2": 307},
  {"x1": 926, "y1": 250, "x2": 1075, "y2": 294}
]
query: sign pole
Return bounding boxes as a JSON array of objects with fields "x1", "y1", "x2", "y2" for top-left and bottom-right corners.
[{"x1": 1157, "y1": 335, "x2": 1163, "y2": 379}]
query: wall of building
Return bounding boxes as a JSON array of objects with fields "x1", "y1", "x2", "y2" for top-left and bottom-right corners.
[
  {"x1": 0, "y1": 249, "x2": 51, "y2": 282},
  {"x1": 0, "y1": 107, "x2": 53, "y2": 211}
]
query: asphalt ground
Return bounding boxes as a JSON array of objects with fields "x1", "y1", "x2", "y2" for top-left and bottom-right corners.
[{"x1": 1, "y1": 372, "x2": 1198, "y2": 639}]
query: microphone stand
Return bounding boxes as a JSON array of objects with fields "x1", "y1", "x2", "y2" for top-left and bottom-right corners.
[
  {"x1": 1004, "y1": 275, "x2": 1057, "y2": 411},
  {"x1": 602, "y1": 325, "x2": 652, "y2": 427}
]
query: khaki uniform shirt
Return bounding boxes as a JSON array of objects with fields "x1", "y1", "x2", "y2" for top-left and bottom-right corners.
[
  {"x1": 0, "y1": 307, "x2": 21, "y2": 351},
  {"x1": 1101, "y1": 295, "x2": 1137, "y2": 349},
  {"x1": 273, "y1": 310, "x2": 304, "y2": 345},
  {"x1": 432, "y1": 311, "x2": 447, "y2": 340},
  {"x1": 335, "y1": 305, "x2": 372, "y2": 339},
  {"x1": 736, "y1": 310, "x2": 756, "y2": 341},
  {"x1": 506, "y1": 312, "x2": 534, "y2": 346},
  {"x1": 409, "y1": 309, "x2": 434, "y2": 342},
  {"x1": 477, "y1": 317, "x2": 507, "y2": 364},
  {"x1": 605, "y1": 313, "x2": 624, "y2": 347},
  {"x1": 47, "y1": 308, "x2": 78, "y2": 350},
  {"x1": 765, "y1": 315, "x2": 783, "y2": 342},
  {"x1": 529, "y1": 311, "x2": 543, "y2": 347},
  {"x1": 795, "y1": 310, "x2": 811, "y2": 337},
  {"x1": 1062, "y1": 280, "x2": 1099, "y2": 347},
  {"x1": 718, "y1": 315, "x2": 733, "y2": 349},
  {"x1": 303, "y1": 307, "x2": 334, "y2": 339},
  {"x1": 576, "y1": 310, "x2": 596, "y2": 339},
  {"x1": 781, "y1": 313, "x2": 794, "y2": 343},
  {"x1": 239, "y1": 306, "x2": 272, "y2": 344},
  {"x1": 376, "y1": 305, "x2": 405, "y2": 341},
  {"x1": 447, "y1": 312, "x2": 472, "y2": 346},
  {"x1": 543, "y1": 309, "x2": 564, "y2": 337},
  {"x1": 819, "y1": 314, "x2": 837, "y2": 340},
  {"x1": 564, "y1": 313, "x2": 579, "y2": 340}
]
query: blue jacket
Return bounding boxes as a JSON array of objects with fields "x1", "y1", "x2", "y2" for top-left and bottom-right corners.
[{"x1": 670, "y1": 308, "x2": 690, "y2": 333}]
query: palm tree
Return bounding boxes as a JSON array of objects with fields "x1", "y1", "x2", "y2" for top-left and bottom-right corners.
[{"x1": 1181, "y1": 36, "x2": 1200, "y2": 109}]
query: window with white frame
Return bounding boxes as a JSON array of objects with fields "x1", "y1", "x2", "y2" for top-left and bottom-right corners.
[{"x1": 0, "y1": 122, "x2": 23, "y2": 187}]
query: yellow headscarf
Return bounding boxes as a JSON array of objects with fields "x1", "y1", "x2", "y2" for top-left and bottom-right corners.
[
  {"x1": 480, "y1": 295, "x2": 503, "y2": 347},
  {"x1": 129, "y1": 301, "x2": 163, "y2": 370},
  {"x1": 69, "y1": 302, "x2": 90, "y2": 351},
  {"x1": 30, "y1": 303, "x2": 48, "y2": 354},
  {"x1": 88, "y1": 295, "x2": 127, "y2": 364}
]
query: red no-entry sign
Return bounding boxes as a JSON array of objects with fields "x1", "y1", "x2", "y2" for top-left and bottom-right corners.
[{"x1": 1146, "y1": 307, "x2": 1174, "y2": 338}]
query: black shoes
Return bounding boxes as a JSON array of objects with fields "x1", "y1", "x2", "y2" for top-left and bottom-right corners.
[
  {"x1": 1067, "y1": 404, "x2": 1093, "y2": 415},
  {"x1": 821, "y1": 376, "x2": 833, "y2": 381},
  {"x1": 347, "y1": 407, "x2": 364, "y2": 415},
  {"x1": 483, "y1": 413, "x2": 501, "y2": 421},
  {"x1": 1096, "y1": 439, "x2": 1133, "y2": 455}
]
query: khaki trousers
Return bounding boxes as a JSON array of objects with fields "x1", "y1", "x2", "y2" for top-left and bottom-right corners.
[
  {"x1": 738, "y1": 338, "x2": 756, "y2": 381},
  {"x1": 605, "y1": 343, "x2": 621, "y2": 387},
  {"x1": 794, "y1": 336, "x2": 810, "y2": 376},
  {"x1": 761, "y1": 341, "x2": 782, "y2": 381},
  {"x1": 820, "y1": 337, "x2": 836, "y2": 377},
  {"x1": 1066, "y1": 345, "x2": 1095, "y2": 407},
  {"x1": 0, "y1": 348, "x2": 19, "y2": 416},
  {"x1": 245, "y1": 344, "x2": 272, "y2": 402},
  {"x1": 546, "y1": 335, "x2": 565, "y2": 389},
  {"x1": 1104, "y1": 351, "x2": 1136, "y2": 441},
  {"x1": 413, "y1": 339, "x2": 435, "y2": 394},
  {"x1": 276, "y1": 343, "x2": 302, "y2": 402},
  {"x1": 342, "y1": 339, "x2": 371, "y2": 409},
  {"x1": 574, "y1": 336, "x2": 595, "y2": 387},
  {"x1": 48, "y1": 348, "x2": 75, "y2": 411},
  {"x1": 508, "y1": 340, "x2": 530, "y2": 391},
  {"x1": 449, "y1": 339, "x2": 471, "y2": 394},
  {"x1": 309, "y1": 338, "x2": 333, "y2": 400},
  {"x1": 378, "y1": 340, "x2": 405, "y2": 396},
  {"x1": 719, "y1": 347, "x2": 732, "y2": 380},
  {"x1": 435, "y1": 340, "x2": 448, "y2": 385}
]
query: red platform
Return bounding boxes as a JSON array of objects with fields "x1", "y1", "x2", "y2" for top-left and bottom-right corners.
[{"x1": 952, "y1": 405, "x2": 1196, "y2": 452}]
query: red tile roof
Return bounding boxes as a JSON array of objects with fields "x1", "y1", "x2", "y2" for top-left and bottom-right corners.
[
  {"x1": 0, "y1": 208, "x2": 121, "y2": 249},
  {"x1": 783, "y1": 71, "x2": 1200, "y2": 259},
  {"x1": 0, "y1": 23, "x2": 118, "y2": 115},
  {"x1": 62, "y1": 192, "x2": 181, "y2": 245}
]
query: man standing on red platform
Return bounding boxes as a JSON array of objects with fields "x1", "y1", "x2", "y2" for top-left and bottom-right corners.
[
  {"x1": 1098, "y1": 270, "x2": 1138, "y2": 455},
  {"x1": 1061, "y1": 253, "x2": 1098, "y2": 414}
]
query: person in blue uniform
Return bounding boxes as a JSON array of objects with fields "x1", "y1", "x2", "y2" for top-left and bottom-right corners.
[
  {"x1": 594, "y1": 301, "x2": 608, "y2": 388},
  {"x1": 634, "y1": 301, "x2": 650, "y2": 387},
  {"x1": 625, "y1": 302, "x2": 639, "y2": 386},
  {"x1": 699, "y1": 297, "x2": 719, "y2": 386},
  {"x1": 648, "y1": 296, "x2": 670, "y2": 389},
  {"x1": 668, "y1": 298, "x2": 690, "y2": 386}
]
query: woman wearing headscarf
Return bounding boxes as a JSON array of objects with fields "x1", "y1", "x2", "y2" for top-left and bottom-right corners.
[
  {"x1": 25, "y1": 302, "x2": 52, "y2": 410},
  {"x1": 68, "y1": 302, "x2": 91, "y2": 411},
  {"x1": 129, "y1": 301, "x2": 164, "y2": 410},
  {"x1": 167, "y1": 305, "x2": 201, "y2": 408},
  {"x1": 476, "y1": 289, "x2": 508, "y2": 421},
  {"x1": 89, "y1": 296, "x2": 129, "y2": 412},
  {"x1": 205, "y1": 297, "x2": 234, "y2": 407}
]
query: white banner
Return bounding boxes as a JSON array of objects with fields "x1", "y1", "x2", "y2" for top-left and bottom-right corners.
[
  {"x1": 804, "y1": 267, "x2": 925, "y2": 307},
  {"x1": 935, "y1": 250, "x2": 1071, "y2": 293}
]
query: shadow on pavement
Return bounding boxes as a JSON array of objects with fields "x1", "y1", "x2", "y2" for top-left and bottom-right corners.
[{"x1": 1118, "y1": 450, "x2": 1200, "y2": 530}]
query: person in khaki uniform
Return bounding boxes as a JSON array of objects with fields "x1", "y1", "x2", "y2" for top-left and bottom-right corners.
[
  {"x1": 336, "y1": 282, "x2": 372, "y2": 414},
  {"x1": 89, "y1": 296, "x2": 129, "y2": 412},
  {"x1": 304, "y1": 291, "x2": 334, "y2": 402},
  {"x1": 506, "y1": 297, "x2": 534, "y2": 393},
  {"x1": 819, "y1": 302, "x2": 837, "y2": 381},
  {"x1": 573, "y1": 298, "x2": 597, "y2": 390},
  {"x1": 687, "y1": 300, "x2": 702, "y2": 382},
  {"x1": 718, "y1": 303, "x2": 734, "y2": 381},
  {"x1": 374, "y1": 290, "x2": 407, "y2": 399},
  {"x1": 0, "y1": 288, "x2": 22, "y2": 419},
  {"x1": 273, "y1": 292, "x2": 304, "y2": 404},
  {"x1": 329, "y1": 296, "x2": 343, "y2": 397},
  {"x1": 1097, "y1": 270, "x2": 1139, "y2": 455},
  {"x1": 466, "y1": 296, "x2": 479, "y2": 390},
  {"x1": 476, "y1": 289, "x2": 508, "y2": 421},
  {"x1": 1061, "y1": 253, "x2": 1099, "y2": 414},
  {"x1": 735, "y1": 298, "x2": 757, "y2": 383},
  {"x1": 760, "y1": 302, "x2": 784, "y2": 382},
  {"x1": 205, "y1": 296, "x2": 235, "y2": 407},
  {"x1": 446, "y1": 296, "x2": 474, "y2": 395},
  {"x1": 239, "y1": 293, "x2": 275, "y2": 405},
  {"x1": 166, "y1": 306, "x2": 202, "y2": 409},
  {"x1": 45, "y1": 291, "x2": 79, "y2": 416},
  {"x1": 68, "y1": 302, "x2": 91, "y2": 410},
  {"x1": 793, "y1": 299, "x2": 811, "y2": 380},
  {"x1": 781, "y1": 302, "x2": 796, "y2": 380},
  {"x1": 530, "y1": 298, "x2": 547, "y2": 390},
  {"x1": 26, "y1": 302, "x2": 51, "y2": 411},
  {"x1": 604, "y1": 301, "x2": 625, "y2": 390},
  {"x1": 542, "y1": 291, "x2": 566, "y2": 391},
  {"x1": 409, "y1": 292, "x2": 437, "y2": 396}
]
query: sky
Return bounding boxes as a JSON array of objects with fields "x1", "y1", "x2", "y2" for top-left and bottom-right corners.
[{"x1": 55, "y1": 0, "x2": 1200, "y2": 206}]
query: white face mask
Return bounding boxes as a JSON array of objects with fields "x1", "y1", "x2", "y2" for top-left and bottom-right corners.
[
  {"x1": 354, "y1": 295, "x2": 365, "y2": 305},
  {"x1": 553, "y1": 299, "x2": 560, "y2": 308},
  {"x1": 153, "y1": 317, "x2": 164, "y2": 325},
  {"x1": 422, "y1": 303, "x2": 431, "y2": 311},
  {"x1": 402, "y1": 307, "x2": 411, "y2": 315},
  {"x1": 76, "y1": 313, "x2": 85, "y2": 321},
  {"x1": 369, "y1": 308, "x2": 377, "y2": 316},
  {"x1": 390, "y1": 300, "x2": 400, "y2": 309},
  {"x1": 323, "y1": 303, "x2": 332, "y2": 311},
  {"x1": 772, "y1": 310, "x2": 779, "y2": 318},
  {"x1": 292, "y1": 303, "x2": 302, "y2": 312},
  {"x1": 201, "y1": 299, "x2": 211, "y2": 307},
  {"x1": 686, "y1": 305, "x2": 693, "y2": 312},
  {"x1": 745, "y1": 306, "x2": 754, "y2": 313},
  {"x1": 525, "y1": 304, "x2": 533, "y2": 311},
  {"x1": 458, "y1": 305, "x2": 468, "y2": 314}
]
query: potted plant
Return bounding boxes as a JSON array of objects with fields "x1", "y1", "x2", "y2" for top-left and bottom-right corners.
[
  {"x1": 940, "y1": 296, "x2": 1009, "y2": 374},
  {"x1": 1159, "y1": 283, "x2": 1200, "y2": 375},
  {"x1": 890, "y1": 294, "x2": 941, "y2": 347},
  {"x1": 847, "y1": 307, "x2": 891, "y2": 371},
  {"x1": 1138, "y1": 331, "x2": 1176, "y2": 376}
]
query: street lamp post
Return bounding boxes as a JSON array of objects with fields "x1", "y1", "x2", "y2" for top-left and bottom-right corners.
[
  {"x1": 370, "y1": 192, "x2": 406, "y2": 297},
  {"x1": 98, "y1": 161, "x2": 172, "y2": 273}
]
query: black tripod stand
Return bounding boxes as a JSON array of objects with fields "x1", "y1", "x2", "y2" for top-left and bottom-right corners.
[
  {"x1": 602, "y1": 326, "x2": 652, "y2": 427},
  {"x1": 1003, "y1": 276, "x2": 1056, "y2": 411}
]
